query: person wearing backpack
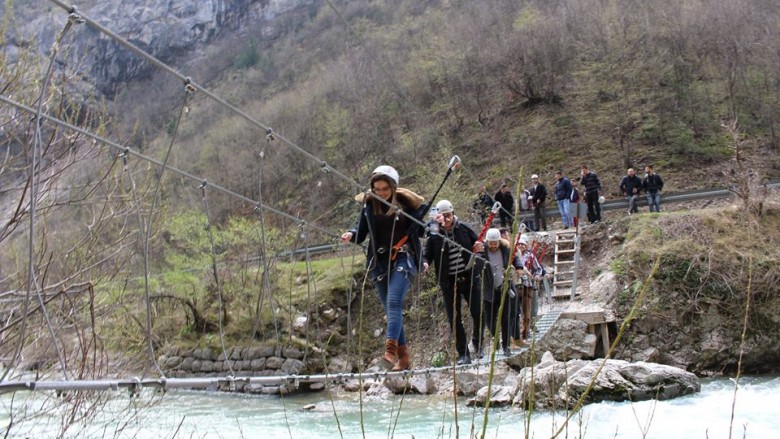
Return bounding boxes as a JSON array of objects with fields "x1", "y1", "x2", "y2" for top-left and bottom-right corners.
[{"x1": 516, "y1": 235, "x2": 544, "y2": 341}]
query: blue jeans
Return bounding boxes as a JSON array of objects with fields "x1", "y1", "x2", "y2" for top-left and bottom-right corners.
[
  {"x1": 557, "y1": 199, "x2": 571, "y2": 227},
  {"x1": 646, "y1": 192, "x2": 661, "y2": 212},
  {"x1": 371, "y1": 253, "x2": 416, "y2": 345},
  {"x1": 627, "y1": 195, "x2": 639, "y2": 213}
]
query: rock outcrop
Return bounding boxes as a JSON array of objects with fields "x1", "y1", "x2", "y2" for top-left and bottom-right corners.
[
  {"x1": 500, "y1": 352, "x2": 701, "y2": 409},
  {"x1": 8, "y1": 0, "x2": 316, "y2": 96},
  {"x1": 470, "y1": 351, "x2": 700, "y2": 410}
]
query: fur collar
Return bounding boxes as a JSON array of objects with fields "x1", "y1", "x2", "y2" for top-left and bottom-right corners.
[{"x1": 354, "y1": 187, "x2": 424, "y2": 210}]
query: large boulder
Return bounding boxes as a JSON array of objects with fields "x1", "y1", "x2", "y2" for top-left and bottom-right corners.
[{"x1": 513, "y1": 352, "x2": 700, "y2": 409}]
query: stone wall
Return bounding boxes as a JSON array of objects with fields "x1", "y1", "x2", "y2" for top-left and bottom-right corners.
[{"x1": 158, "y1": 345, "x2": 317, "y2": 394}]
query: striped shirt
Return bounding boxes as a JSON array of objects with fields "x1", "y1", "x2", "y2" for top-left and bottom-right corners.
[{"x1": 446, "y1": 232, "x2": 467, "y2": 275}]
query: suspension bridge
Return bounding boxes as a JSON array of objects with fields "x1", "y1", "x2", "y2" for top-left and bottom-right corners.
[{"x1": 1, "y1": 0, "x2": 777, "y2": 400}]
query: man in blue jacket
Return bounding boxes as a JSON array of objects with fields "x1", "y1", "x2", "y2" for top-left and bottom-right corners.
[{"x1": 554, "y1": 170, "x2": 573, "y2": 229}]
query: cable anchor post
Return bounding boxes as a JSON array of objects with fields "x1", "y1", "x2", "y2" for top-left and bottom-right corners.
[
  {"x1": 183, "y1": 77, "x2": 196, "y2": 94},
  {"x1": 119, "y1": 147, "x2": 130, "y2": 168},
  {"x1": 67, "y1": 10, "x2": 85, "y2": 25}
]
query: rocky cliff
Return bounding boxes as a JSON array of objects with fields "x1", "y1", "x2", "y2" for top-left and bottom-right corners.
[{"x1": 5, "y1": 0, "x2": 315, "y2": 96}]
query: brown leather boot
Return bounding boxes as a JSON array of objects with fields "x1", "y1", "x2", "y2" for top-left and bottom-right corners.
[
  {"x1": 392, "y1": 344, "x2": 411, "y2": 371},
  {"x1": 375, "y1": 339, "x2": 399, "y2": 370}
]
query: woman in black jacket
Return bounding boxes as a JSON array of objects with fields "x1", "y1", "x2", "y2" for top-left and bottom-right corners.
[{"x1": 341, "y1": 166, "x2": 426, "y2": 371}]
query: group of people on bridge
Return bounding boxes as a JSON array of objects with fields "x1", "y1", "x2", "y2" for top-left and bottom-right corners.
[{"x1": 341, "y1": 165, "x2": 546, "y2": 370}]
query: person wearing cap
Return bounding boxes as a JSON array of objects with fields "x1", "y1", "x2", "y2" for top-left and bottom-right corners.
[
  {"x1": 494, "y1": 183, "x2": 514, "y2": 229},
  {"x1": 528, "y1": 174, "x2": 548, "y2": 231},
  {"x1": 516, "y1": 234, "x2": 544, "y2": 341},
  {"x1": 554, "y1": 171, "x2": 573, "y2": 229},
  {"x1": 423, "y1": 200, "x2": 484, "y2": 365},
  {"x1": 480, "y1": 228, "x2": 522, "y2": 357},
  {"x1": 619, "y1": 168, "x2": 643, "y2": 215},
  {"x1": 580, "y1": 165, "x2": 603, "y2": 224},
  {"x1": 341, "y1": 165, "x2": 426, "y2": 371}
]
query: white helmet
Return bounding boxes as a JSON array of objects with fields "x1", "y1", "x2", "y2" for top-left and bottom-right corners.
[
  {"x1": 436, "y1": 199, "x2": 454, "y2": 214},
  {"x1": 598, "y1": 195, "x2": 606, "y2": 204},
  {"x1": 486, "y1": 228, "x2": 501, "y2": 242},
  {"x1": 371, "y1": 165, "x2": 399, "y2": 185},
  {"x1": 531, "y1": 174, "x2": 539, "y2": 179},
  {"x1": 518, "y1": 234, "x2": 530, "y2": 246}
]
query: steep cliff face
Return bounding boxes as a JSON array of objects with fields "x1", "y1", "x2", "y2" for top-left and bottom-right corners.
[{"x1": 7, "y1": 0, "x2": 314, "y2": 96}]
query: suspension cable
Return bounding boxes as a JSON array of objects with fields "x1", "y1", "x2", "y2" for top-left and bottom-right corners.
[
  {"x1": 0, "y1": 95, "x2": 341, "y2": 239},
  {"x1": 1, "y1": 14, "x2": 82, "y2": 383},
  {"x1": 46, "y1": 0, "x2": 364, "y2": 194},
  {"x1": 200, "y1": 181, "x2": 235, "y2": 376}
]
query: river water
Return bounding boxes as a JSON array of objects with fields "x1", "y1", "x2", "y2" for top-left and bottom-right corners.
[{"x1": 1, "y1": 375, "x2": 778, "y2": 438}]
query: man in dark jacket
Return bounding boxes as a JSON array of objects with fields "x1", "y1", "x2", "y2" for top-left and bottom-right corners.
[
  {"x1": 423, "y1": 200, "x2": 484, "y2": 365},
  {"x1": 619, "y1": 168, "x2": 643, "y2": 214},
  {"x1": 494, "y1": 183, "x2": 514, "y2": 228},
  {"x1": 643, "y1": 165, "x2": 664, "y2": 212},
  {"x1": 472, "y1": 186, "x2": 494, "y2": 226},
  {"x1": 554, "y1": 171, "x2": 573, "y2": 228},
  {"x1": 579, "y1": 165, "x2": 602, "y2": 224},
  {"x1": 528, "y1": 174, "x2": 548, "y2": 231}
]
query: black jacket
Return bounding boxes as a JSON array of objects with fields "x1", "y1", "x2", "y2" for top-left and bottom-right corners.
[
  {"x1": 529, "y1": 183, "x2": 548, "y2": 205},
  {"x1": 494, "y1": 190, "x2": 514, "y2": 212},
  {"x1": 424, "y1": 219, "x2": 482, "y2": 284},
  {"x1": 580, "y1": 172, "x2": 602, "y2": 194},
  {"x1": 348, "y1": 188, "x2": 427, "y2": 272},
  {"x1": 619, "y1": 175, "x2": 643, "y2": 196},
  {"x1": 643, "y1": 173, "x2": 664, "y2": 193}
]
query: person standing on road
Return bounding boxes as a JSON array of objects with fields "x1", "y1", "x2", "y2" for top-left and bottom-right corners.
[
  {"x1": 494, "y1": 183, "x2": 515, "y2": 229},
  {"x1": 580, "y1": 165, "x2": 603, "y2": 224},
  {"x1": 643, "y1": 165, "x2": 664, "y2": 212},
  {"x1": 619, "y1": 168, "x2": 643, "y2": 215},
  {"x1": 528, "y1": 174, "x2": 548, "y2": 232},
  {"x1": 554, "y1": 171, "x2": 573, "y2": 229},
  {"x1": 341, "y1": 165, "x2": 426, "y2": 371}
]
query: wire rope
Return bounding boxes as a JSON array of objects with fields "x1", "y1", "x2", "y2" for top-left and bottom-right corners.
[
  {"x1": 200, "y1": 182, "x2": 235, "y2": 376},
  {"x1": 46, "y1": 0, "x2": 363, "y2": 194},
  {"x1": 0, "y1": 95, "x2": 341, "y2": 239},
  {"x1": 1, "y1": 15, "x2": 80, "y2": 383},
  {"x1": 251, "y1": 138, "x2": 274, "y2": 339},
  {"x1": 137, "y1": 83, "x2": 193, "y2": 378}
]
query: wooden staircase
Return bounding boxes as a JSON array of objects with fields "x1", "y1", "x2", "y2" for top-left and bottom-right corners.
[{"x1": 552, "y1": 230, "x2": 579, "y2": 299}]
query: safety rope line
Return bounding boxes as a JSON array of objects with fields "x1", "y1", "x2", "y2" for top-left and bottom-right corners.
[
  {"x1": 250, "y1": 137, "x2": 274, "y2": 339},
  {"x1": 1, "y1": 14, "x2": 82, "y2": 383},
  {"x1": 46, "y1": 0, "x2": 362, "y2": 194},
  {"x1": 199, "y1": 181, "x2": 235, "y2": 376},
  {"x1": 300, "y1": 223, "x2": 314, "y2": 359},
  {"x1": 137, "y1": 83, "x2": 193, "y2": 378},
  {"x1": 0, "y1": 95, "x2": 340, "y2": 239}
]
